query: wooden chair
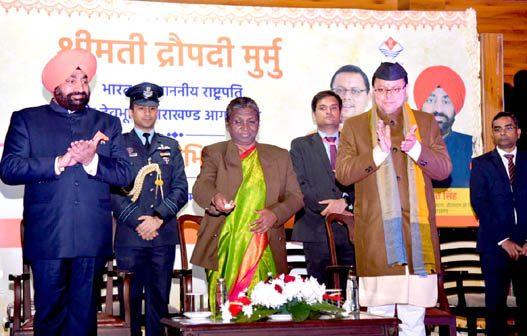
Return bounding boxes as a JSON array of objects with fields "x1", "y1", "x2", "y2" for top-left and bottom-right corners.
[
  {"x1": 423, "y1": 271, "x2": 457, "y2": 336},
  {"x1": 173, "y1": 214, "x2": 201, "y2": 314},
  {"x1": 440, "y1": 227, "x2": 517, "y2": 336},
  {"x1": 284, "y1": 227, "x2": 308, "y2": 276},
  {"x1": 6, "y1": 221, "x2": 132, "y2": 336},
  {"x1": 324, "y1": 213, "x2": 356, "y2": 290},
  {"x1": 324, "y1": 214, "x2": 456, "y2": 336},
  {"x1": 7, "y1": 258, "x2": 132, "y2": 336}
]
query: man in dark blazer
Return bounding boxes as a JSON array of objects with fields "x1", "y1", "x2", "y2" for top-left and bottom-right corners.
[
  {"x1": 111, "y1": 82, "x2": 188, "y2": 336},
  {"x1": 470, "y1": 111, "x2": 527, "y2": 336},
  {"x1": 290, "y1": 90, "x2": 355, "y2": 287},
  {"x1": 0, "y1": 49, "x2": 133, "y2": 336}
]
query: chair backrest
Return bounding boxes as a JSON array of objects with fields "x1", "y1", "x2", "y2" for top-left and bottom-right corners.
[
  {"x1": 9, "y1": 220, "x2": 132, "y2": 336},
  {"x1": 439, "y1": 227, "x2": 485, "y2": 308},
  {"x1": 177, "y1": 214, "x2": 202, "y2": 269},
  {"x1": 19, "y1": 220, "x2": 32, "y2": 322},
  {"x1": 98, "y1": 259, "x2": 131, "y2": 322},
  {"x1": 325, "y1": 213, "x2": 355, "y2": 289},
  {"x1": 175, "y1": 214, "x2": 202, "y2": 313}
]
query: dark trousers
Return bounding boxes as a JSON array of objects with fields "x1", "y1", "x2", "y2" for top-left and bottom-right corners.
[
  {"x1": 30, "y1": 257, "x2": 106, "y2": 336},
  {"x1": 116, "y1": 245, "x2": 175, "y2": 336},
  {"x1": 303, "y1": 221, "x2": 355, "y2": 291},
  {"x1": 480, "y1": 249, "x2": 527, "y2": 336}
]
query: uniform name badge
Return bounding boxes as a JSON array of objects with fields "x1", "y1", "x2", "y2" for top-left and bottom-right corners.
[{"x1": 126, "y1": 147, "x2": 138, "y2": 157}]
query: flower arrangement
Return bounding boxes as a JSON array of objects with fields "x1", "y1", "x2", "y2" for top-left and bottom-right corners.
[{"x1": 220, "y1": 274, "x2": 343, "y2": 322}]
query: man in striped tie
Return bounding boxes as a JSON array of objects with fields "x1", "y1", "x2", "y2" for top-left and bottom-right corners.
[
  {"x1": 290, "y1": 90, "x2": 355, "y2": 288},
  {"x1": 470, "y1": 111, "x2": 527, "y2": 336}
]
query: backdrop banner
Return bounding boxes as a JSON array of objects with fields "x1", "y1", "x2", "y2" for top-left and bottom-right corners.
[{"x1": 0, "y1": 0, "x2": 481, "y2": 316}]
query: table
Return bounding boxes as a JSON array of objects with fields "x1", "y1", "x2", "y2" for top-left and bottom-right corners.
[{"x1": 161, "y1": 312, "x2": 399, "y2": 336}]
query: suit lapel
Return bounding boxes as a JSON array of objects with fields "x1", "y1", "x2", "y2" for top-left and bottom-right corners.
[
  {"x1": 311, "y1": 133, "x2": 334, "y2": 176},
  {"x1": 512, "y1": 150, "x2": 524, "y2": 190},
  {"x1": 490, "y1": 149, "x2": 511, "y2": 185}
]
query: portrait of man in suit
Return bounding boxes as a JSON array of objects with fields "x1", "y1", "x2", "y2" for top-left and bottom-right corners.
[
  {"x1": 414, "y1": 65, "x2": 472, "y2": 188},
  {"x1": 330, "y1": 64, "x2": 371, "y2": 122},
  {"x1": 290, "y1": 90, "x2": 355, "y2": 288},
  {"x1": 0, "y1": 49, "x2": 133, "y2": 335},
  {"x1": 470, "y1": 111, "x2": 527, "y2": 336}
]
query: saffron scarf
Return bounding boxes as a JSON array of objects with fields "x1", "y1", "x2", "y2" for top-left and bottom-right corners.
[
  {"x1": 370, "y1": 103, "x2": 435, "y2": 275},
  {"x1": 207, "y1": 147, "x2": 276, "y2": 313}
]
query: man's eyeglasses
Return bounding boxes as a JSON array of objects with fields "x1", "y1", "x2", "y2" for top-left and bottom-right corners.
[
  {"x1": 373, "y1": 85, "x2": 406, "y2": 96},
  {"x1": 492, "y1": 125, "x2": 517, "y2": 133},
  {"x1": 332, "y1": 87, "x2": 367, "y2": 97}
]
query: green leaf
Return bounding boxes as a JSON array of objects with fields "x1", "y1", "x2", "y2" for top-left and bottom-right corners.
[
  {"x1": 310, "y1": 302, "x2": 343, "y2": 313},
  {"x1": 288, "y1": 302, "x2": 311, "y2": 322},
  {"x1": 235, "y1": 307, "x2": 277, "y2": 323}
]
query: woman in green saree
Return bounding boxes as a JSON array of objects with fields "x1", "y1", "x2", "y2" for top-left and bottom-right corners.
[{"x1": 190, "y1": 97, "x2": 304, "y2": 313}]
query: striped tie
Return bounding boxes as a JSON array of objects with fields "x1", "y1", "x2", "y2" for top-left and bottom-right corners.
[
  {"x1": 504, "y1": 154, "x2": 515, "y2": 184},
  {"x1": 324, "y1": 136, "x2": 337, "y2": 170}
]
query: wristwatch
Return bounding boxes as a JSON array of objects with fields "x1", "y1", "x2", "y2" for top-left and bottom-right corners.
[{"x1": 343, "y1": 193, "x2": 354, "y2": 212}]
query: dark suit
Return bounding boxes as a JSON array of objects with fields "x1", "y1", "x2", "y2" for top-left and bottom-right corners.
[
  {"x1": 0, "y1": 101, "x2": 133, "y2": 336},
  {"x1": 190, "y1": 141, "x2": 304, "y2": 275},
  {"x1": 290, "y1": 133, "x2": 355, "y2": 287},
  {"x1": 112, "y1": 130, "x2": 188, "y2": 336},
  {"x1": 470, "y1": 148, "x2": 527, "y2": 335}
]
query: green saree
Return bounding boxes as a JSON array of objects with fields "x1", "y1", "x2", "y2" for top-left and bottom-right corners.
[{"x1": 207, "y1": 147, "x2": 276, "y2": 313}]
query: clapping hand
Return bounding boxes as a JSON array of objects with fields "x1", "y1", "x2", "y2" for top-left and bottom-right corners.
[
  {"x1": 68, "y1": 140, "x2": 97, "y2": 165},
  {"x1": 376, "y1": 120, "x2": 391, "y2": 153},
  {"x1": 60, "y1": 131, "x2": 108, "y2": 169},
  {"x1": 401, "y1": 125, "x2": 418, "y2": 152},
  {"x1": 57, "y1": 151, "x2": 77, "y2": 169}
]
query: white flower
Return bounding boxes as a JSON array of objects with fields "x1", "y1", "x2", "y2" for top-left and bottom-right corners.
[
  {"x1": 242, "y1": 303, "x2": 253, "y2": 317},
  {"x1": 299, "y1": 276, "x2": 325, "y2": 304},
  {"x1": 250, "y1": 280, "x2": 287, "y2": 309},
  {"x1": 282, "y1": 275, "x2": 303, "y2": 302},
  {"x1": 221, "y1": 301, "x2": 233, "y2": 322}
]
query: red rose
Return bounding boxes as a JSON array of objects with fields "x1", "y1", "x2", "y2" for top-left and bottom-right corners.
[
  {"x1": 239, "y1": 296, "x2": 252, "y2": 305},
  {"x1": 284, "y1": 274, "x2": 296, "y2": 283},
  {"x1": 229, "y1": 302, "x2": 243, "y2": 316},
  {"x1": 323, "y1": 293, "x2": 342, "y2": 302},
  {"x1": 274, "y1": 284, "x2": 283, "y2": 293}
]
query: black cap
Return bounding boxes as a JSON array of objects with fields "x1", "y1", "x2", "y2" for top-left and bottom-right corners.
[
  {"x1": 125, "y1": 82, "x2": 163, "y2": 107},
  {"x1": 372, "y1": 62, "x2": 408, "y2": 83}
]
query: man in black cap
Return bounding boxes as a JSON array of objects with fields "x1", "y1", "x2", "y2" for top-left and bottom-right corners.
[
  {"x1": 111, "y1": 82, "x2": 188, "y2": 336},
  {"x1": 336, "y1": 62, "x2": 451, "y2": 335}
]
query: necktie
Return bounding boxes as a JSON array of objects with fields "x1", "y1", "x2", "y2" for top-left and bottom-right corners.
[
  {"x1": 143, "y1": 133, "x2": 151, "y2": 151},
  {"x1": 504, "y1": 154, "x2": 515, "y2": 184},
  {"x1": 324, "y1": 136, "x2": 337, "y2": 170}
]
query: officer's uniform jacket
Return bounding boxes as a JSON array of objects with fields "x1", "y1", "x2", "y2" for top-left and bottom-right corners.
[{"x1": 112, "y1": 131, "x2": 188, "y2": 247}]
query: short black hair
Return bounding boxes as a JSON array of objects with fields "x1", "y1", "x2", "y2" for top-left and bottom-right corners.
[
  {"x1": 311, "y1": 90, "x2": 342, "y2": 112},
  {"x1": 225, "y1": 97, "x2": 260, "y2": 122},
  {"x1": 492, "y1": 111, "x2": 518, "y2": 127},
  {"x1": 372, "y1": 75, "x2": 408, "y2": 87},
  {"x1": 330, "y1": 65, "x2": 370, "y2": 93}
]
